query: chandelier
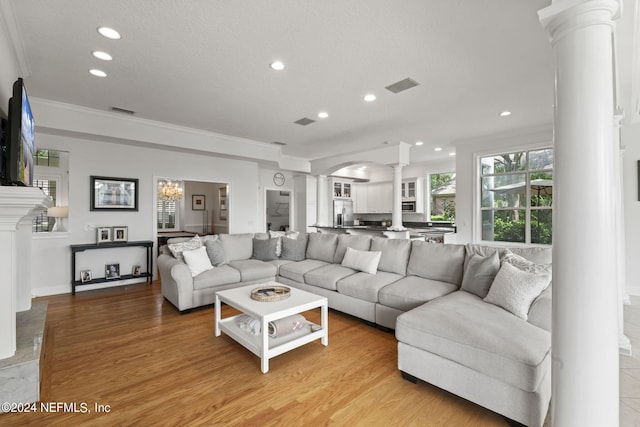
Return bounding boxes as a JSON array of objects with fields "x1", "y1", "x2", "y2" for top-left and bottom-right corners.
[{"x1": 158, "y1": 180, "x2": 183, "y2": 201}]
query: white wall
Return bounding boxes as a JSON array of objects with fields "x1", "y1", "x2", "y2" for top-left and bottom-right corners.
[
  {"x1": 32, "y1": 132, "x2": 261, "y2": 296},
  {"x1": 622, "y1": 122, "x2": 640, "y2": 295}
]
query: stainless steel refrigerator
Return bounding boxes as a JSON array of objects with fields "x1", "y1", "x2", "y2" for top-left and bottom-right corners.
[{"x1": 333, "y1": 199, "x2": 354, "y2": 227}]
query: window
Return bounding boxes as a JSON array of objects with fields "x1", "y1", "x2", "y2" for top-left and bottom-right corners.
[
  {"x1": 33, "y1": 178, "x2": 58, "y2": 232},
  {"x1": 480, "y1": 148, "x2": 553, "y2": 244},
  {"x1": 430, "y1": 172, "x2": 456, "y2": 222},
  {"x1": 34, "y1": 149, "x2": 60, "y2": 167},
  {"x1": 157, "y1": 199, "x2": 177, "y2": 230}
]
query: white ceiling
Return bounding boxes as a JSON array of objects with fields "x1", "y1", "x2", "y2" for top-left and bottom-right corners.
[{"x1": 4, "y1": 0, "x2": 639, "y2": 164}]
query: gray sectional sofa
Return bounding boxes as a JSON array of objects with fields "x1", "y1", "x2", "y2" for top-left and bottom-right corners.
[{"x1": 157, "y1": 231, "x2": 552, "y2": 427}]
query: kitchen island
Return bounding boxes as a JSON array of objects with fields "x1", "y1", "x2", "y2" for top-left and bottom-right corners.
[{"x1": 313, "y1": 222, "x2": 456, "y2": 242}]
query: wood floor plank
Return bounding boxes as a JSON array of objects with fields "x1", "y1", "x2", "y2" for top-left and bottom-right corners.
[{"x1": 0, "y1": 282, "x2": 508, "y2": 426}]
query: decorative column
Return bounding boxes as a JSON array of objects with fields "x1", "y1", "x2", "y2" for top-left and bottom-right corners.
[
  {"x1": 315, "y1": 175, "x2": 329, "y2": 227},
  {"x1": 539, "y1": 1, "x2": 621, "y2": 426},
  {"x1": 0, "y1": 187, "x2": 51, "y2": 359},
  {"x1": 391, "y1": 164, "x2": 406, "y2": 231}
]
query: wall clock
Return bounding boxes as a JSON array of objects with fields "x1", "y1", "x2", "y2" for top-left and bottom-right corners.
[{"x1": 273, "y1": 172, "x2": 285, "y2": 187}]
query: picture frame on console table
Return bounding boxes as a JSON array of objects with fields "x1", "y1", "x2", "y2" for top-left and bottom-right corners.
[
  {"x1": 90, "y1": 176, "x2": 139, "y2": 211},
  {"x1": 97, "y1": 227, "x2": 112, "y2": 244},
  {"x1": 112, "y1": 226, "x2": 128, "y2": 242},
  {"x1": 105, "y1": 263, "x2": 120, "y2": 280},
  {"x1": 80, "y1": 270, "x2": 92, "y2": 283}
]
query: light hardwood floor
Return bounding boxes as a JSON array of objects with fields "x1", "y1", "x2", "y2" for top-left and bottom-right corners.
[{"x1": 0, "y1": 282, "x2": 513, "y2": 427}]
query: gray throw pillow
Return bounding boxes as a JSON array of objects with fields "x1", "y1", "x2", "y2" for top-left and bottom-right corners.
[
  {"x1": 281, "y1": 234, "x2": 308, "y2": 261},
  {"x1": 306, "y1": 233, "x2": 338, "y2": 263},
  {"x1": 205, "y1": 237, "x2": 227, "y2": 266},
  {"x1": 252, "y1": 237, "x2": 279, "y2": 261},
  {"x1": 460, "y1": 252, "x2": 500, "y2": 298}
]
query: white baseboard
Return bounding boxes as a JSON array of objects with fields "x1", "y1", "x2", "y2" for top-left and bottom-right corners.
[{"x1": 32, "y1": 284, "x2": 70, "y2": 297}]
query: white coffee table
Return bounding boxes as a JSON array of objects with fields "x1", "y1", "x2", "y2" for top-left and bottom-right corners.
[{"x1": 215, "y1": 284, "x2": 328, "y2": 373}]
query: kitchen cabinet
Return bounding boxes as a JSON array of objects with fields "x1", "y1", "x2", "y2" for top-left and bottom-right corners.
[
  {"x1": 353, "y1": 183, "x2": 368, "y2": 213},
  {"x1": 332, "y1": 180, "x2": 352, "y2": 198},
  {"x1": 366, "y1": 182, "x2": 392, "y2": 213},
  {"x1": 402, "y1": 178, "x2": 425, "y2": 213}
]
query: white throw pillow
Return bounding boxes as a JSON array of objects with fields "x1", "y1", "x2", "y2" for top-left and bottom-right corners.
[
  {"x1": 182, "y1": 246, "x2": 214, "y2": 277},
  {"x1": 484, "y1": 261, "x2": 551, "y2": 320},
  {"x1": 341, "y1": 247, "x2": 382, "y2": 275}
]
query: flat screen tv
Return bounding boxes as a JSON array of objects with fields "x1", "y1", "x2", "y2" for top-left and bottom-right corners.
[{"x1": 1, "y1": 78, "x2": 35, "y2": 186}]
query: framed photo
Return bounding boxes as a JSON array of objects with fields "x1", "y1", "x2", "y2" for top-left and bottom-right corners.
[
  {"x1": 132, "y1": 265, "x2": 142, "y2": 276},
  {"x1": 80, "y1": 270, "x2": 92, "y2": 283},
  {"x1": 90, "y1": 176, "x2": 139, "y2": 211},
  {"x1": 192, "y1": 194, "x2": 205, "y2": 210},
  {"x1": 97, "y1": 227, "x2": 112, "y2": 244},
  {"x1": 219, "y1": 187, "x2": 227, "y2": 220},
  {"x1": 105, "y1": 263, "x2": 120, "y2": 280},
  {"x1": 113, "y1": 226, "x2": 128, "y2": 242}
]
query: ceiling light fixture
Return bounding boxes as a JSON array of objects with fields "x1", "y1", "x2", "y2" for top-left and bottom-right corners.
[
  {"x1": 89, "y1": 69, "x2": 107, "y2": 77},
  {"x1": 415, "y1": 141, "x2": 424, "y2": 146},
  {"x1": 97, "y1": 27, "x2": 121, "y2": 40},
  {"x1": 318, "y1": 112, "x2": 329, "y2": 119},
  {"x1": 158, "y1": 180, "x2": 183, "y2": 201},
  {"x1": 434, "y1": 147, "x2": 442, "y2": 152},
  {"x1": 363, "y1": 94, "x2": 376, "y2": 102},
  {"x1": 92, "y1": 51, "x2": 112, "y2": 61},
  {"x1": 499, "y1": 110, "x2": 512, "y2": 117},
  {"x1": 270, "y1": 61, "x2": 285, "y2": 71}
]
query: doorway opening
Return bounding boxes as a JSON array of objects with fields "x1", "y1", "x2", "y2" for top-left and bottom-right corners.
[{"x1": 266, "y1": 190, "x2": 290, "y2": 231}]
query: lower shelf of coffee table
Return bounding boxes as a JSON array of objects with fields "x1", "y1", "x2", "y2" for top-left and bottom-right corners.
[{"x1": 218, "y1": 314, "x2": 324, "y2": 359}]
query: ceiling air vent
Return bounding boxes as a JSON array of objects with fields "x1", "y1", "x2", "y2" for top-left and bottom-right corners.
[
  {"x1": 271, "y1": 141, "x2": 287, "y2": 146},
  {"x1": 294, "y1": 117, "x2": 315, "y2": 126},
  {"x1": 111, "y1": 106, "x2": 135, "y2": 115},
  {"x1": 385, "y1": 78, "x2": 420, "y2": 94}
]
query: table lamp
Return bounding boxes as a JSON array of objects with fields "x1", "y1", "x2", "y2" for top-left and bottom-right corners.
[{"x1": 48, "y1": 206, "x2": 68, "y2": 232}]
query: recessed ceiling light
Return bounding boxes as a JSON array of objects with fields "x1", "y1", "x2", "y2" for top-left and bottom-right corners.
[
  {"x1": 415, "y1": 141, "x2": 424, "y2": 146},
  {"x1": 499, "y1": 110, "x2": 512, "y2": 117},
  {"x1": 318, "y1": 112, "x2": 329, "y2": 119},
  {"x1": 270, "y1": 61, "x2": 285, "y2": 71},
  {"x1": 434, "y1": 147, "x2": 442, "y2": 152},
  {"x1": 92, "y1": 51, "x2": 112, "y2": 61},
  {"x1": 89, "y1": 69, "x2": 107, "y2": 77},
  {"x1": 363, "y1": 94, "x2": 376, "y2": 102},
  {"x1": 97, "y1": 27, "x2": 121, "y2": 40},
  {"x1": 449, "y1": 152, "x2": 456, "y2": 156}
]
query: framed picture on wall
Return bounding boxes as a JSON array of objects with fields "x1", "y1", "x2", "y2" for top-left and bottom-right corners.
[
  {"x1": 90, "y1": 176, "x2": 139, "y2": 211},
  {"x1": 192, "y1": 194, "x2": 205, "y2": 210}
]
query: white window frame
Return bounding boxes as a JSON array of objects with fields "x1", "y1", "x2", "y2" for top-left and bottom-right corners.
[{"x1": 476, "y1": 146, "x2": 553, "y2": 246}]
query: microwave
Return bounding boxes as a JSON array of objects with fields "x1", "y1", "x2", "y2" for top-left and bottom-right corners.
[{"x1": 402, "y1": 201, "x2": 416, "y2": 212}]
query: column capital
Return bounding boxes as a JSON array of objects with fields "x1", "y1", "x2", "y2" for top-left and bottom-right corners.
[{"x1": 539, "y1": 0, "x2": 621, "y2": 44}]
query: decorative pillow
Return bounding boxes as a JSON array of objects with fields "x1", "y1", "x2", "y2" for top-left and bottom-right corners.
[
  {"x1": 252, "y1": 237, "x2": 279, "y2": 261},
  {"x1": 460, "y1": 251, "x2": 500, "y2": 298},
  {"x1": 341, "y1": 247, "x2": 382, "y2": 275},
  {"x1": 168, "y1": 235, "x2": 202, "y2": 263},
  {"x1": 281, "y1": 234, "x2": 308, "y2": 261},
  {"x1": 205, "y1": 237, "x2": 227, "y2": 266},
  {"x1": 503, "y1": 252, "x2": 552, "y2": 276},
  {"x1": 484, "y1": 261, "x2": 551, "y2": 320},
  {"x1": 219, "y1": 233, "x2": 254, "y2": 261},
  {"x1": 182, "y1": 246, "x2": 214, "y2": 277},
  {"x1": 268, "y1": 231, "x2": 298, "y2": 256},
  {"x1": 333, "y1": 234, "x2": 372, "y2": 264}
]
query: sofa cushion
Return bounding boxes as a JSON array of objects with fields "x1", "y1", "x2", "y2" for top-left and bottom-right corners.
[
  {"x1": 395, "y1": 291, "x2": 551, "y2": 392},
  {"x1": 503, "y1": 252, "x2": 552, "y2": 275},
  {"x1": 304, "y1": 264, "x2": 357, "y2": 291},
  {"x1": 278, "y1": 259, "x2": 328, "y2": 283},
  {"x1": 168, "y1": 235, "x2": 202, "y2": 262},
  {"x1": 219, "y1": 233, "x2": 254, "y2": 262},
  {"x1": 192, "y1": 265, "x2": 241, "y2": 290},
  {"x1": 252, "y1": 237, "x2": 279, "y2": 261},
  {"x1": 337, "y1": 271, "x2": 404, "y2": 303},
  {"x1": 460, "y1": 251, "x2": 500, "y2": 298},
  {"x1": 228, "y1": 259, "x2": 277, "y2": 282},
  {"x1": 182, "y1": 246, "x2": 214, "y2": 277},
  {"x1": 341, "y1": 247, "x2": 381, "y2": 275},
  {"x1": 269, "y1": 230, "x2": 299, "y2": 257},
  {"x1": 333, "y1": 234, "x2": 372, "y2": 264},
  {"x1": 407, "y1": 242, "x2": 465, "y2": 286},
  {"x1": 464, "y1": 243, "x2": 509, "y2": 270},
  {"x1": 484, "y1": 261, "x2": 551, "y2": 320},
  {"x1": 370, "y1": 237, "x2": 412, "y2": 275},
  {"x1": 204, "y1": 237, "x2": 227, "y2": 266},
  {"x1": 508, "y1": 246, "x2": 552, "y2": 264},
  {"x1": 266, "y1": 259, "x2": 295, "y2": 275},
  {"x1": 281, "y1": 233, "x2": 308, "y2": 261},
  {"x1": 306, "y1": 233, "x2": 339, "y2": 263},
  {"x1": 379, "y1": 275, "x2": 458, "y2": 311}
]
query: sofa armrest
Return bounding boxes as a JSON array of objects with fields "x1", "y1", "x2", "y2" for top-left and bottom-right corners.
[
  {"x1": 527, "y1": 284, "x2": 552, "y2": 332},
  {"x1": 157, "y1": 254, "x2": 194, "y2": 311}
]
